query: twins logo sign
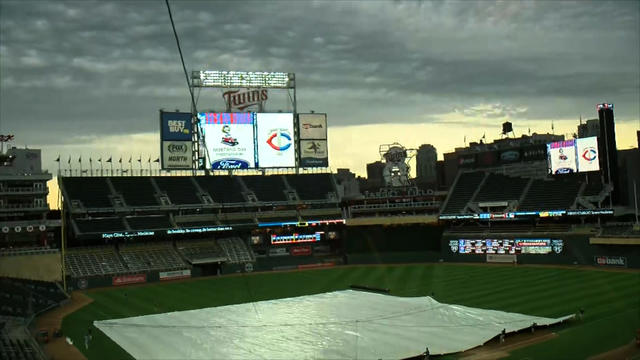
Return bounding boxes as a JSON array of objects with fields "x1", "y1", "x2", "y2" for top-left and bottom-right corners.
[{"x1": 267, "y1": 129, "x2": 292, "y2": 151}]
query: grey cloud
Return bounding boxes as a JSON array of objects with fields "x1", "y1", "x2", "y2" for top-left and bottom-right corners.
[{"x1": 1, "y1": 0, "x2": 638, "y2": 151}]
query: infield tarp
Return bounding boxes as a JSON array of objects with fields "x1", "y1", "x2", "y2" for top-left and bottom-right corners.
[{"x1": 94, "y1": 290, "x2": 572, "y2": 359}]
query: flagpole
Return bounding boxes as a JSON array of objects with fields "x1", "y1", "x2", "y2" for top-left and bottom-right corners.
[{"x1": 89, "y1": 158, "x2": 93, "y2": 176}]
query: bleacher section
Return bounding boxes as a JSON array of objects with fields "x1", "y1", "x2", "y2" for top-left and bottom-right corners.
[
  {"x1": 0, "y1": 278, "x2": 67, "y2": 317},
  {"x1": 217, "y1": 237, "x2": 255, "y2": 264},
  {"x1": 242, "y1": 175, "x2": 288, "y2": 202},
  {"x1": 119, "y1": 243, "x2": 188, "y2": 272},
  {"x1": 442, "y1": 171, "x2": 486, "y2": 213},
  {"x1": 126, "y1": 215, "x2": 172, "y2": 230},
  {"x1": 196, "y1": 176, "x2": 246, "y2": 204},
  {"x1": 475, "y1": 173, "x2": 530, "y2": 203},
  {"x1": 65, "y1": 246, "x2": 127, "y2": 277},
  {"x1": 176, "y1": 240, "x2": 228, "y2": 264},
  {"x1": 110, "y1": 177, "x2": 159, "y2": 207},
  {"x1": 154, "y1": 177, "x2": 202, "y2": 205},
  {"x1": 0, "y1": 336, "x2": 43, "y2": 360},
  {"x1": 285, "y1": 174, "x2": 335, "y2": 201},
  {"x1": 519, "y1": 177, "x2": 582, "y2": 211},
  {"x1": 61, "y1": 177, "x2": 112, "y2": 208}
]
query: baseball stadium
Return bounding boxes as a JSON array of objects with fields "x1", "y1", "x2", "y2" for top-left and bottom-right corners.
[{"x1": 1, "y1": 2, "x2": 640, "y2": 360}]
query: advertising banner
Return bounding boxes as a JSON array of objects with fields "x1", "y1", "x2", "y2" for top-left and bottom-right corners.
[
  {"x1": 159, "y1": 269, "x2": 192, "y2": 281},
  {"x1": 112, "y1": 274, "x2": 147, "y2": 286},
  {"x1": 576, "y1": 136, "x2": 600, "y2": 172},
  {"x1": 299, "y1": 140, "x2": 328, "y2": 167},
  {"x1": 476, "y1": 151, "x2": 497, "y2": 167},
  {"x1": 298, "y1": 113, "x2": 327, "y2": 140},
  {"x1": 547, "y1": 139, "x2": 577, "y2": 174},
  {"x1": 498, "y1": 149, "x2": 521, "y2": 163},
  {"x1": 594, "y1": 255, "x2": 627, "y2": 267},
  {"x1": 290, "y1": 245, "x2": 312, "y2": 256},
  {"x1": 198, "y1": 112, "x2": 256, "y2": 169},
  {"x1": 161, "y1": 141, "x2": 192, "y2": 169},
  {"x1": 522, "y1": 145, "x2": 547, "y2": 161},
  {"x1": 256, "y1": 113, "x2": 295, "y2": 168},
  {"x1": 160, "y1": 112, "x2": 192, "y2": 141},
  {"x1": 458, "y1": 154, "x2": 476, "y2": 167}
]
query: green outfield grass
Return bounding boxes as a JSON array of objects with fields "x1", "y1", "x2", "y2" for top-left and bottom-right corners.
[{"x1": 61, "y1": 264, "x2": 640, "y2": 359}]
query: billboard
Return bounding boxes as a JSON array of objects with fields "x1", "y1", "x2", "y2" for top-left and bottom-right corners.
[
  {"x1": 300, "y1": 140, "x2": 328, "y2": 167},
  {"x1": 256, "y1": 113, "x2": 295, "y2": 168},
  {"x1": 161, "y1": 141, "x2": 192, "y2": 169},
  {"x1": 298, "y1": 113, "x2": 327, "y2": 140},
  {"x1": 198, "y1": 112, "x2": 256, "y2": 169},
  {"x1": 547, "y1": 137, "x2": 599, "y2": 174},
  {"x1": 575, "y1": 136, "x2": 600, "y2": 172},
  {"x1": 160, "y1": 111, "x2": 192, "y2": 141},
  {"x1": 547, "y1": 139, "x2": 577, "y2": 174}
]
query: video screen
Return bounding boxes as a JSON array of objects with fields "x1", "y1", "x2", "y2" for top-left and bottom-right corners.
[
  {"x1": 547, "y1": 136, "x2": 599, "y2": 174},
  {"x1": 448, "y1": 238, "x2": 564, "y2": 254},
  {"x1": 198, "y1": 112, "x2": 256, "y2": 169},
  {"x1": 270, "y1": 232, "x2": 323, "y2": 245},
  {"x1": 256, "y1": 113, "x2": 295, "y2": 168}
]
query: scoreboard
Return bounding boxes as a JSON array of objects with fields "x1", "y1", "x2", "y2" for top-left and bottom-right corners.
[{"x1": 449, "y1": 238, "x2": 564, "y2": 254}]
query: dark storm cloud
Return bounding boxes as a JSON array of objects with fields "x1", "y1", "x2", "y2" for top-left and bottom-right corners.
[{"x1": 1, "y1": 0, "x2": 638, "y2": 147}]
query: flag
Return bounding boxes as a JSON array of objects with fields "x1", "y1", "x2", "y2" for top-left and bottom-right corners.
[
  {"x1": 137, "y1": 156, "x2": 141, "y2": 163},
  {"x1": 482, "y1": 133, "x2": 486, "y2": 139},
  {"x1": 98, "y1": 157, "x2": 102, "y2": 162},
  {"x1": 153, "y1": 158, "x2": 160, "y2": 163},
  {"x1": 128, "y1": 156, "x2": 132, "y2": 163},
  {"x1": 67, "y1": 156, "x2": 71, "y2": 164},
  {"x1": 148, "y1": 157, "x2": 151, "y2": 163},
  {"x1": 78, "y1": 156, "x2": 82, "y2": 163},
  {"x1": 118, "y1": 157, "x2": 122, "y2": 163},
  {"x1": 107, "y1": 157, "x2": 112, "y2": 163},
  {"x1": 55, "y1": 155, "x2": 60, "y2": 162},
  {"x1": 89, "y1": 157, "x2": 92, "y2": 163}
]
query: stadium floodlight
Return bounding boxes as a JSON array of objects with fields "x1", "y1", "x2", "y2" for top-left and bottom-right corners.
[
  {"x1": 192, "y1": 70, "x2": 295, "y2": 88},
  {"x1": 596, "y1": 103, "x2": 613, "y2": 110}
]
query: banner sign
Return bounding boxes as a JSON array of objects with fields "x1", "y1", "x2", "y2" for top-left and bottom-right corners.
[
  {"x1": 162, "y1": 141, "x2": 192, "y2": 169},
  {"x1": 290, "y1": 245, "x2": 312, "y2": 256},
  {"x1": 594, "y1": 255, "x2": 627, "y2": 267},
  {"x1": 576, "y1": 136, "x2": 600, "y2": 172},
  {"x1": 298, "y1": 113, "x2": 327, "y2": 140},
  {"x1": 112, "y1": 274, "x2": 147, "y2": 286},
  {"x1": 159, "y1": 269, "x2": 192, "y2": 281},
  {"x1": 299, "y1": 140, "x2": 328, "y2": 167},
  {"x1": 160, "y1": 111, "x2": 192, "y2": 141}
]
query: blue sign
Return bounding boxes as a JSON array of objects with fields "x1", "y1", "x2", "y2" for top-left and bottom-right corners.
[
  {"x1": 211, "y1": 159, "x2": 251, "y2": 170},
  {"x1": 161, "y1": 112, "x2": 192, "y2": 141}
]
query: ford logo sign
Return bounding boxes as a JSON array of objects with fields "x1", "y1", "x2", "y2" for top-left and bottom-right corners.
[
  {"x1": 555, "y1": 167, "x2": 574, "y2": 174},
  {"x1": 211, "y1": 159, "x2": 250, "y2": 169}
]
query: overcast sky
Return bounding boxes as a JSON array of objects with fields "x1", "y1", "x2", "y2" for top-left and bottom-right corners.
[{"x1": 1, "y1": 0, "x2": 639, "y2": 177}]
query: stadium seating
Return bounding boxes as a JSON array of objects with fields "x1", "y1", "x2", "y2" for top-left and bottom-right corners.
[
  {"x1": 0, "y1": 334, "x2": 43, "y2": 360},
  {"x1": 217, "y1": 237, "x2": 255, "y2": 263},
  {"x1": 154, "y1": 177, "x2": 202, "y2": 205},
  {"x1": 285, "y1": 174, "x2": 335, "y2": 201},
  {"x1": 0, "y1": 278, "x2": 67, "y2": 317},
  {"x1": 176, "y1": 240, "x2": 228, "y2": 263},
  {"x1": 110, "y1": 177, "x2": 159, "y2": 207},
  {"x1": 74, "y1": 217, "x2": 126, "y2": 234},
  {"x1": 60, "y1": 177, "x2": 113, "y2": 208},
  {"x1": 442, "y1": 171, "x2": 486, "y2": 213},
  {"x1": 119, "y1": 243, "x2": 188, "y2": 272},
  {"x1": 241, "y1": 175, "x2": 289, "y2": 202},
  {"x1": 65, "y1": 246, "x2": 128, "y2": 277},
  {"x1": 196, "y1": 176, "x2": 246, "y2": 204},
  {"x1": 519, "y1": 177, "x2": 582, "y2": 211},
  {"x1": 126, "y1": 215, "x2": 172, "y2": 230},
  {"x1": 474, "y1": 173, "x2": 530, "y2": 203}
]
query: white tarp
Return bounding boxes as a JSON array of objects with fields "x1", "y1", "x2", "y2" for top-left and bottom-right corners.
[{"x1": 94, "y1": 290, "x2": 572, "y2": 359}]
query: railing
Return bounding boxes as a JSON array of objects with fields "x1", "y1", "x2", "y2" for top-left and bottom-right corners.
[{"x1": 57, "y1": 167, "x2": 333, "y2": 177}]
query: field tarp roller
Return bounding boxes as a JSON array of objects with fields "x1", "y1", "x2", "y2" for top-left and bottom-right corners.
[{"x1": 94, "y1": 290, "x2": 573, "y2": 359}]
